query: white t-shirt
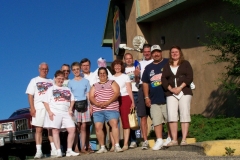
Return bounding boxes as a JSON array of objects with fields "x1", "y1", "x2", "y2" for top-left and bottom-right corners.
[
  {"x1": 110, "y1": 74, "x2": 131, "y2": 96},
  {"x1": 170, "y1": 66, "x2": 179, "y2": 87},
  {"x1": 139, "y1": 59, "x2": 154, "y2": 84},
  {"x1": 125, "y1": 66, "x2": 138, "y2": 92},
  {"x1": 26, "y1": 76, "x2": 53, "y2": 109},
  {"x1": 63, "y1": 79, "x2": 69, "y2": 87},
  {"x1": 82, "y1": 72, "x2": 95, "y2": 86},
  {"x1": 43, "y1": 85, "x2": 74, "y2": 112}
]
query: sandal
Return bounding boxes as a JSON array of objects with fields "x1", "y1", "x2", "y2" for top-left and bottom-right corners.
[
  {"x1": 109, "y1": 146, "x2": 114, "y2": 152},
  {"x1": 87, "y1": 148, "x2": 95, "y2": 153},
  {"x1": 180, "y1": 140, "x2": 187, "y2": 145},
  {"x1": 167, "y1": 140, "x2": 178, "y2": 146},
  {"x1": 122, "y1": 146, "x2": 128, "y2": 151}
]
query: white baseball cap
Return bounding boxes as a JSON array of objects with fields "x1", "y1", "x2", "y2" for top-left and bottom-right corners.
[{"x1": 151, "y1": 45, "x2": 162, "y2": 53}]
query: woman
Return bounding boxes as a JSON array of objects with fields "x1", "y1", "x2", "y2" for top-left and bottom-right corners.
[
  {"x1": 68, "y1": 62, "x2": 91, "y2": 154},
  {"x1": 43, "y1": 70, "x2": 79, "y2": 157},
  {"x1": 89, "y1": 67, "x2": 123, "y2": 153},
  {"x1": 161, "y1": 45, "x2": 193, "y2": 146},
  {"x1": 110, "y1": 60, "x2": 135, "y2": 151}
]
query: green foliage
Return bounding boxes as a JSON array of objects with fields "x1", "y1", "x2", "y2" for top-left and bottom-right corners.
[
  {"x1": 189, "y1": 114, "x2": 240, "y2": 142},
  {"x1": 225, "y1": 147, "x2": 236, "y2": 156},
  {"x1": 204, "y1": 0, "x2": 240, "y2": 99}
]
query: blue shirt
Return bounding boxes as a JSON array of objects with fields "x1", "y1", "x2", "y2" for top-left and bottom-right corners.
[
  {"x1": 68, "y1": 78, "x2": 90, "y2": 101},
  {"x1": 142, "y1": 58, "x2": 168, "y2": 104}
]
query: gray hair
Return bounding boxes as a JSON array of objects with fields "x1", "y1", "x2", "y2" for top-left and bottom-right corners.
[{"x1": 39, "y1": 62, "x2": 48, "y2": 68}]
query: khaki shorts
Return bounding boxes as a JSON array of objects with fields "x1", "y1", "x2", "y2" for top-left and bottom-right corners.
[
  {"x1": 150, "y1": 104, "x2": 167, "y2": 126},
  {"x1": 166, "y1": 95, "x2": 192, "y2": 122},
  {"x1": 31, "y1": 108, "x2": 46, "y2": 127}
]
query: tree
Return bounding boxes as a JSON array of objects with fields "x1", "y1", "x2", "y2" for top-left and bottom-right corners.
[{"x1": 204, "y1": 0, "x2": 240, "y2": 99}]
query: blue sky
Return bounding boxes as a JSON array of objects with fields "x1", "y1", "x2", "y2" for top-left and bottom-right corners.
[{"x1": 0, "y1": 0, "x2": 112, "y2": 119}]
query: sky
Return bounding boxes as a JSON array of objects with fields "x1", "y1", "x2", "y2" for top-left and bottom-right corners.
[{"x1": 0, "y1": 0, "x2": 113, "y2": 119}]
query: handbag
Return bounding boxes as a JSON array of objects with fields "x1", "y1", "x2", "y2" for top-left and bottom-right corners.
[
  {"x1": 128, "y1": 109, "x2": 139, "y2": 130},
  {"x1": 74, "y1": 100, "x2": 87, "y2": 112}
]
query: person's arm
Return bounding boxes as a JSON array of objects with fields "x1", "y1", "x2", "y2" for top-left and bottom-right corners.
[
  {"x1": 142, "y1": 82, "x2": 151, "y2": 107},
  {"x1": 161, "y1": 64, "x2": 170, "y2": 91},
  {"x1": 174, "y1": 61, "x2": 193, "y2": 95},
  {"x1": 102, "y1": 81, "x2": 120, "y2": 107},
  {"x1": 89, "y1": 86, "x2": 98, "y2": 106},
  {"x1": 126, "y1": 82, "x2": 135, "y2": 110},
  {"x1": 134, "y1": 67, "x2": 141, "y2": 83},
  {"x1": 28, "y1": 94, "x2": 36, "y2": 117}
]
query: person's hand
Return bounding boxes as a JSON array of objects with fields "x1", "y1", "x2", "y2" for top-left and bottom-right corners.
[
  {"x1": 134, "y1": 67, "x2": 140, "y2": 77},
  {"x1": 68, "y1": 108, "x2": 73, "y2": 116},
  {"x1": 172, "y1": 87, "x2": 182, "y2": 95},
  {"x1": 145, "y1": 98, "x2": 151, "y2": 108},
  {"x1": 48, "y1": 111, "x2": 55, "y2": 121},
  {"x1": 30, "y1": 108, "x2": 36, "y2": 117},
  {"x1": 130, "y1": 103, "x2": 135, "y2": 112},
  {"x1": 101, "y1": 101, "x2": 110, "y2": 108}
]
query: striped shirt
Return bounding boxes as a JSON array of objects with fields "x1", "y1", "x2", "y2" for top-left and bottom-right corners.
[{"x1": 92, "y1": 80, "x2": 119, "y2": 113}]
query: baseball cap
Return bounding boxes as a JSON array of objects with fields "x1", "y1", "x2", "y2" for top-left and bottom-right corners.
[{"x1": 151, "y1": 45, "x2": 161, "y2": 53}]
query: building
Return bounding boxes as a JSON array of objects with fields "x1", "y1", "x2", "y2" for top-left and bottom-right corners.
[{"x1": 102, "y1": 0, "x2": 240, "y2": 117}]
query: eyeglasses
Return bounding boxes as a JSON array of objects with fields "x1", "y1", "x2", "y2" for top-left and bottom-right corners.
[
  {"x1": 62, "y1": 70, "x2": 70, "y2": 73},
  {"x1": 40, "y1": 68, "x2": 48, "y2": 71}
]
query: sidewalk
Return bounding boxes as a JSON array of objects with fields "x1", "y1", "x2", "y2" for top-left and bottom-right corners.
[{"x1": 47, "y1": 146, "x2": 240, "y2": 160}]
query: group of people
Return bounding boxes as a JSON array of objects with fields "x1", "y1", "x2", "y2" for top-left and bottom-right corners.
[{"x1": 25, "y1": 43, "x2": 193, "y2": 158}]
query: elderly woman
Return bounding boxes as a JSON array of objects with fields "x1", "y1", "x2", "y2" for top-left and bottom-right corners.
[
  {"x1": 68, "y1": 62, "x2": 91, "y2": 154},
  {"x1": 110, "y1": 60, "x2": 135, "y2": 151},
  {"x1": 161, "y1": 45, "x2": 193, "y2": 146},
  {"x1": 89, "y1": 67, "x2": 123, "y2": 153},
  {"x1": 43, "y1": 70, "x2": 79, "y2": 157}
]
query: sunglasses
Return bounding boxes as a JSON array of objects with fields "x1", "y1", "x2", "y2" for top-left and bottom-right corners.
[{"x1": 63, "y1": 70, "x2": 70, "y2": 73}]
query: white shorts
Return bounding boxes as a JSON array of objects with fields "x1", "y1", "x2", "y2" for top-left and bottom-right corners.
[
  {"x1": 167, "y1": 95, "x2": 192, "y2": 122},
  {"x1": 31, "y1": 108, "x2": 46, "y2": 127},
  {"x1": 43, "y1": 108, "x2": 75, "y2": 129}
]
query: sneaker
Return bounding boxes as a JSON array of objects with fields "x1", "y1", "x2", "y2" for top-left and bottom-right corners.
[
  {"x1": 56, "y1": 151, "x2": 62, "y2": 158},
  {"x1": 152, "y1": 139, "x2": 163, "y2": 151},
  {"x1": 96, "y1": 147, "x2": 108, "y2": 154},
  {"x1": 34, "y1": 152, "x2": 43, "y2": 159},
  {"x1": 66, "y1": 151, "x2": 80, "y2": 157},
  {"x1": 163, "y1": 137, "x2": 171, "y2": 146},
  {"x1": 141, "y1": 140, "x2": 149, "y2": 150},
  {"x1": 114, "y1": 146, "x2": 123, "y2": 153},
  {"x1": 50, "y1": 150, "x2": 57, "y2": 158},
  {"x1": 129, "y1": 142, "x2": 137, "y2": 149}
]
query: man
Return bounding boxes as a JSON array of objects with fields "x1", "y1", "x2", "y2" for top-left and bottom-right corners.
[
  {"x1": 142, "y1": 45, "x2": 169, "y2": 150},
  {"x1": 124, "y1": 53, "x2": 139, "y2": 148},
  {"x1": 80, "y1": 58, "x2": 95, "y2": 153},
  {"x1": 134, "y1": 44, "x2": 153, "y2": 150},
  {"x1": 60, "y1": 64, "x2": 71, "y2": 87},
  {"x1": 26, "y1": 62, "x2": 57, "y2": 158},
  {"x1": 59, "y1": 64, "x2": 71, "y2": 156}
]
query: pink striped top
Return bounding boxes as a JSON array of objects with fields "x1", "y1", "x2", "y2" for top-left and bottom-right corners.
[{"x1": 92, "y1": 80, "x2": 119, "y2": 113}]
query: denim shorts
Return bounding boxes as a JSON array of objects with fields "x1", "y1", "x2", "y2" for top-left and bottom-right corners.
[{"x1": 93, "y1": 110, "x2": 120, "y2": 123}]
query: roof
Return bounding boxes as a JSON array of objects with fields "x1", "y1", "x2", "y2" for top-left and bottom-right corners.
[
  {"x1": 102, "y1": 0, "x2": 114, "y2": 47},
  {"x1": 101, "y1": 0, "x2": 205, "y2": 47},
  {"x1": 137, "y1": 0, "x2": 205, "y2": 23}
]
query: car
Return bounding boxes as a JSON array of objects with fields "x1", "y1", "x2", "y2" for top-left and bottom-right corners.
[{"x1": 0, "y1": 108, "x2": 50, "y2": 160}]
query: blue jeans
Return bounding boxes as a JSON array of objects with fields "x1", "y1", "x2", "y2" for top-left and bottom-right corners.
[{"x1": 130, "y1": 92, "x2": 141, "y2": 143}]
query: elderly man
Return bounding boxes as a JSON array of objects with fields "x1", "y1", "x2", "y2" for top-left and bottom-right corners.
[
  {"x1": 142, "y1": 45, "x2": 169, "y2": 150},
  {"x1": 26, "y1": 62, "x2": 57, "y2": 158}
]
